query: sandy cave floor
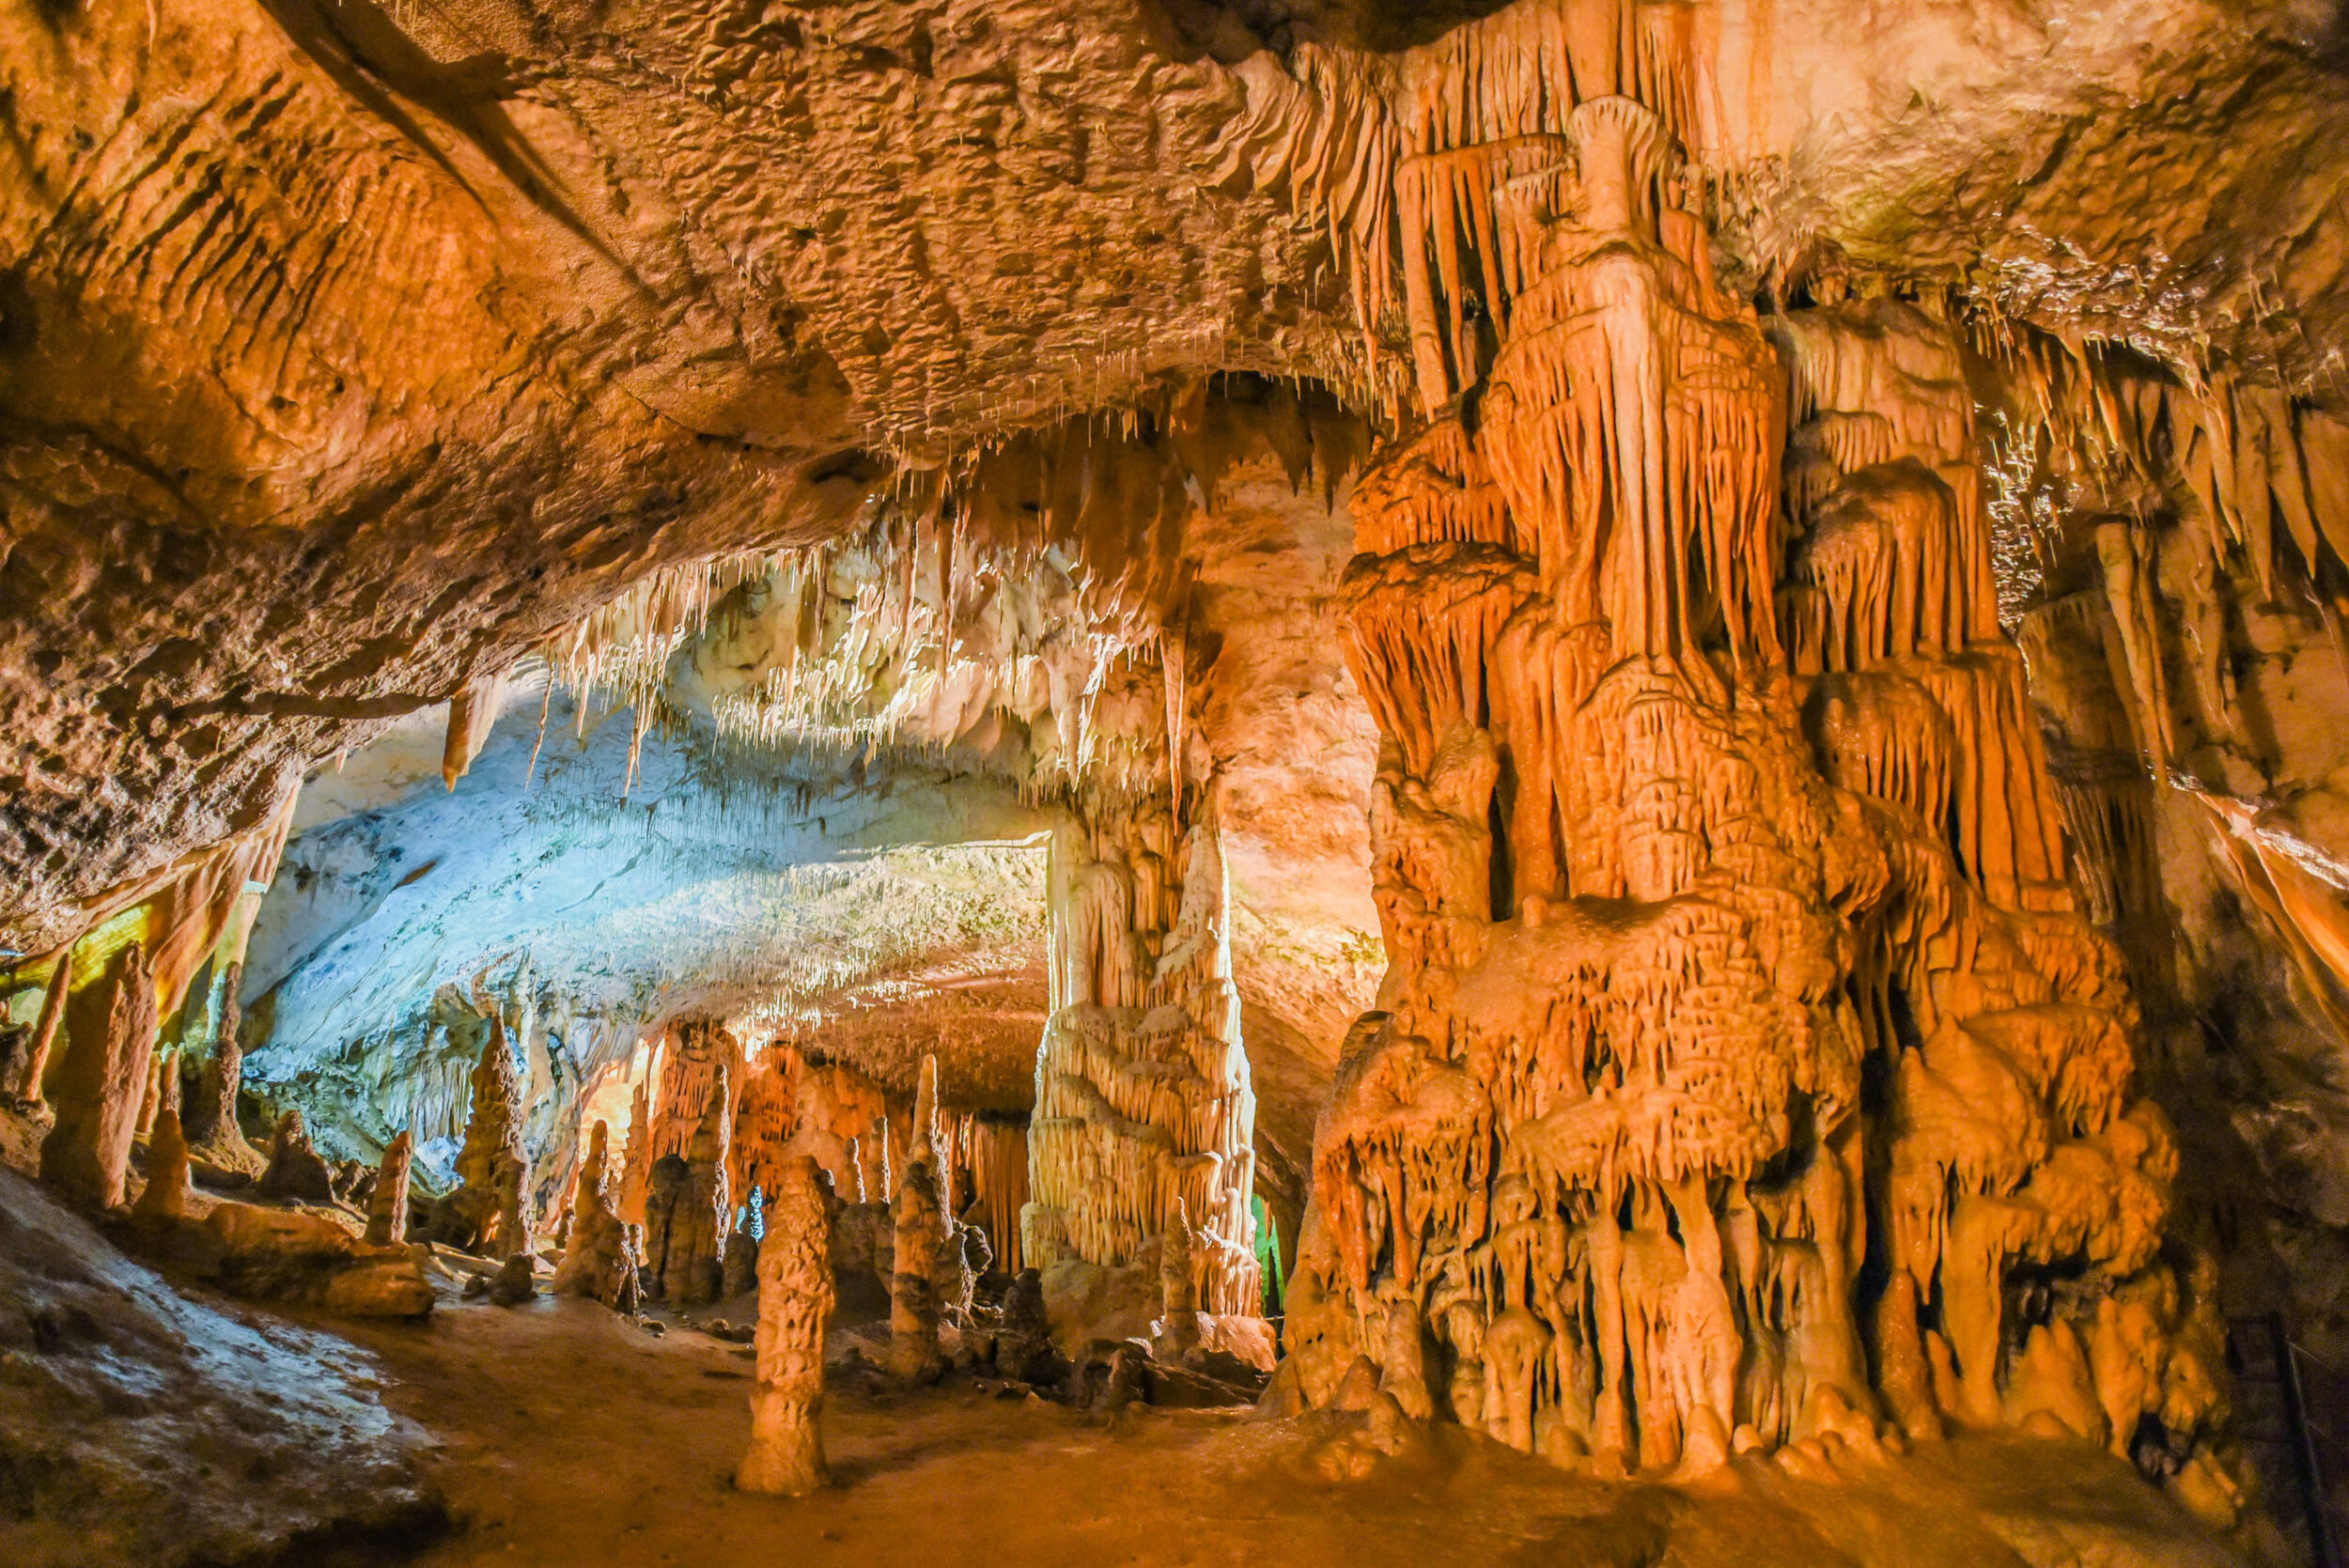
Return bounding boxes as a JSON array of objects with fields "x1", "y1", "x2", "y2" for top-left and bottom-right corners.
[{"x1": 308, "y1": 1296, "x2": 2248, "y2": 1568}]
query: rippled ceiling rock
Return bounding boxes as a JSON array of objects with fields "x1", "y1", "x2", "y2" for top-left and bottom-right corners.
[{"x1": 8, "y1": 0, "x2": 2348, "y2": 955}]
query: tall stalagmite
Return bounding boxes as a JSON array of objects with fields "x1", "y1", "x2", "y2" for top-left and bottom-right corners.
[
  {"x1": 12, "y1": 950, "x2": 71, "y2": 1107},
  {"x1": 553, "y1": 1119, "x2": 640, "y2": 1308},
  {"x1": 1023, "y1": 801, "x2": 1264, "y2": 1317},
  {"x1": 180, "y1": 962, "x2": 244, "y2": 1152},
  {"x1": 431, "y1": 1017, "x2": 529, "y2": 1252},
  {"x1": 1248, "y1": 13, "x2": 2228, "y2": 1511},
  {"x1": 889, "y1": 1138, "x2": 948, "y2": 1382},
  {"x1": 366, "y1": 1131, "x2": 413, "y2": 1246},
  {"x1": 40, "y1": 943, "x2": 158, "y2": 1210},
  {"x1": 737, "y1": 1155, "x2": 833, "y2": 1498}
]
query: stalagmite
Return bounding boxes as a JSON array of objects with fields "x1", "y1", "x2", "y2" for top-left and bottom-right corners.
[
  {"x1": 1158, "y1": 1198, "x2": 1201, "y2": 1358},
  {"x1": 431, "y1": 1017, "x2": 530, "y2": 1252},
  {"x1": 180, "y1": 961, "x2": 242, "y2": 1149},
  {"x1": 995, "y1": 1267, "x2": 1055, "y2": 1384},
  {"x1": 736, "y1": 1155, "x2": 832, "y2": 1498},
  {"x1": 889, "y1": 1145, "x2": 948, "y2": 1382},
  {"x1": 12, "y1": 949, "x2": 71, "y2": 1107},
  {"x1": 552, "y1": 1119, "x2": 642, "y2": 1308},
  {"x1": 257, "y1": 1109, "x2": 335, "y2": 1203},
  {"x1": 907, "y1": 1053, "x2": 976, "y2": 1322},
  {"x1": 40, "y1": 942, "x2": 159, "y2": 1211},
  {"x1": 134, "y1": 1107, "x2": 191, "y2": 1220},
  {"x1": 366, "y1": 1131, "x2": 413, "y2": 1246},
  {"x1": 617, "y1": 1072, "x2": 653, "y2": 1225}
]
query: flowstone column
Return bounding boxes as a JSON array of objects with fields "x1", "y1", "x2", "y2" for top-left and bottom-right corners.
[
  {"x1": 1021, "y1": 793, "x2": 1263, "y2": 1320},
  {"x1": 737, "y1": 1155, "x2": 833, "y2": 1497},
  {"x1": 39, "y1": 942, "x2": 158, "y2": 1210},
  {"x1": 1268, "y1": 44, "x2": 2220, "y2": 1501}
]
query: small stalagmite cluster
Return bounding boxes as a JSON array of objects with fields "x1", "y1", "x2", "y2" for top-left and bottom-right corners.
[
  {"x1": 1249, "y1": 11, "x2": 2233, "y2": 1519},
  {"x1": 552, "y1": 1120, "x2": 640, "y2": 1309}
]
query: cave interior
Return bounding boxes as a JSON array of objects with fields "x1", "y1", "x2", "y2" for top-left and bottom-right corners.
[{"x1": 8, "y1": 0, "x2": 2349, "y2": 1563}]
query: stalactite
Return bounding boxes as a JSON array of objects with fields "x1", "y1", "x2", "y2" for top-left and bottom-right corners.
[{"x1": 967, "y1": 1113, "x2": 1030, "y2": 1274}]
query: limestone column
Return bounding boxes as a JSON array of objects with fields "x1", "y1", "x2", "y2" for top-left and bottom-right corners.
[
  {"x1": 736, "y1": 1155, "x2": 832, "y2": 1497},
  {"x1": 366, "y1": 1131, "x2": 414, "y2": 1246},
  {"x1": 134, "y1": 1106, "x2": 191, "y2": 1220},
  {"x1": 888, "y1": 1145, "x2": 947, "y2": 1381},
  {"x1": 39, "y1": 942, "x2": 158, "y2": 1209}
]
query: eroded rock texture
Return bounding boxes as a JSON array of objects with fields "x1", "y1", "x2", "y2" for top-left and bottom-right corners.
[{"x1": 0, "y1": 1167, "x2": 444, "y2": 1566}]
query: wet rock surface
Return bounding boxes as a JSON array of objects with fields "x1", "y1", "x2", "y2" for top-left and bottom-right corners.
[{"x1": 0, "y1": 1166, "x2": 445, "y2": 1567}]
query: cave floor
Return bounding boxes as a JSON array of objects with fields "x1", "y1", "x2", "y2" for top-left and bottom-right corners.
[{"x1": 323, "y1": 1296, "x2": 2248, "y2": 1568}]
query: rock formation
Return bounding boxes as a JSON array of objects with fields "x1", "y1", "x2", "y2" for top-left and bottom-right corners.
[
  {"x1": 1024, "y1": 804, "x2": 1264, "y2": 1319},
  {"x1": 179, "y1": 964, "x2": 237, "y2": 1140},
  {"x1": 11, "y1": 953, "x2": 71, "y2": 1109},
  {"x1": 552, "y1": 1121, "x2": 643, "y2": 1312},
  {"x1": 888, "y1": 1143, "x2": 948, "y2": 1383},
  {"x1": 644, "y1": 1063, "x2": 732, "y2": 1305},
  {"x1": 1223, "y1": 43, "x2": 2230, "y2": 1513},
  {"x1": 1157, "y1": 1199, "x2": 1201, "y2": 1359},
  {"x1": 736, "y1": 1155, "x2": 832, "y2": 1498},
  {"x1": 39, "y1": 943, "x2": 159, "y2": 1211},
  {"x1": 256, "y1": 1109, "x2": 335, "y2": 1203},
  {"x1": 430, "y1": 1018, "x2": 529, "y2": 1253},
  {"x1": 995, "y1": 1268, "x2": 1056, "y2": 1385},
  {"x1": 490, "y1": 1254, "x2": 537, "y2": 1308},
  {"x1": 14, "y1": 0, "x2": 2349, "y2": 1556},
  {"x1": 133, "y1": 1107, "x2": 191, "y2": 1221},
  {"x1": 364, "y1": 1132, "x2": 413, "y2": 1248}
]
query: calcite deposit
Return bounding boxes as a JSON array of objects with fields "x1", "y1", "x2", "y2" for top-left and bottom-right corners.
[
  {"x1": 430, "y1": 1022, "x2": 532, "y2": 1253},
  {"x1": 5, "y1": 0, "x2": 2349, "y2": 1560},
  {"x1": 736, "y1": 1155, "x2": 834, "y2": 1498},
  {"x1": 39, "y1": 944, "x2": 157, "y2": 1211}
]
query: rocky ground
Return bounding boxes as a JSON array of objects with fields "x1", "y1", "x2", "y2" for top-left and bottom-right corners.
[{"x1": 0, "y1": 1164, "x2": 445, "y2": 1568}]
